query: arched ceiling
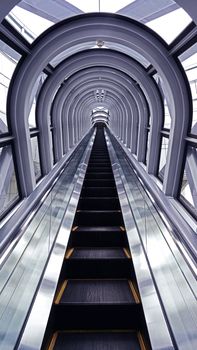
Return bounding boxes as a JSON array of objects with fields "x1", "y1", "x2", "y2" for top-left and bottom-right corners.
[{"x1": 0, "y1": 1, "x2": 194, "y2": 199}]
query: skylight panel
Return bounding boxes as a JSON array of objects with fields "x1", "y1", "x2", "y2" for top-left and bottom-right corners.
[
  {"x1": 66, "y1": 0, "x2": 135, "y2": 13},
  {"x1": 146, "y1": 8, "x2": 191, "y2": 44}
]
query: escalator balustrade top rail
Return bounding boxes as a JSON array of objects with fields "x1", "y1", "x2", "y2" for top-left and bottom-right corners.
[
  {"x1": 105, "y1": 128, "x2": 197, "y2": 350},
  {"x1": 40, "y1": 125, "x2": 151, "y2": 350},
  {"x1": 0, "y1": 129, "x2": 96, "y2": 350}
]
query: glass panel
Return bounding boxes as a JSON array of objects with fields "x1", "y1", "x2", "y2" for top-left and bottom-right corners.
[
  {"x1": 158, "y1": 136, "x2": 169, "y2": 180},
  {"x1": 0, "y1": 131, "x2": 92, "y2": 350},
  {"x1": 7, "y1": 7, "x2": 53, "y2": 43},
  {"x1": 192, "y1": 100, "x2": 197, "y2": 132},
  {"x1": 111, "y1": 137, "x2": 197, "y2": 350},
  {"x1": 0, "y1": 145, "x2": 19, "y2": 217},
  {"x1": 28, "y1": 73, "x2": 47, "y2": 127},
  {"x1": 147, "y1": 8, "x2": 192, "y2": 44},
  {"x1": 153, "y1": 74, "x2": 172, "y2": 129},
  {"x1": 0, "y1": 41, "x2": 21, "y2": 131},
  {"x1": 66, "y1": 0, "x2": 135, "y2": 12},
  {"x1": 29, "y1": 102, "x2": 36, "y2": 128},
  {"x1": 179, "y1": 51, "x2": 197, "y2": 135},
  {"x1": 164, "y1": 101, "x2": 171, "y2": 129},
  {"x1": 180, "y1": 146, "x2": 197, "y2": 215},
  {"x1": 30, "y1": 136, "x2": 41, "y2": 180},
  {"x1": 50, "y1": 129, "x2": 55, "y2": 165},
  {"x1": 145, "y1": 129, "x2": 150, "y2": 165}
]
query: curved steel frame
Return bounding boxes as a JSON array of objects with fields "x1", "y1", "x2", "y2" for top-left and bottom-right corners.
[
  {"x1": 51, "y1": 67, "x2": 145, "y2": 159},
  {"x1": 6, "y1": 14, "x2": 191, "y2": 199},
  {"x1": 36, "y1": 49, "x2": 162, "y2": 179}
]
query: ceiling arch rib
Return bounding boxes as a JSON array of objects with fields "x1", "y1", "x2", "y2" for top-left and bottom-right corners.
[
  {"x1": 51, "y1": 68, "x2": 144, "y2": 160},
  {"x1": 51, "y1": 77, "x2": 125, "y2": 160},
  {"x1": 91, "y1": 112, "x2": 109, "y2": 125},
  {"x1": 53, "y1": 66, "x2": 145, "y2": 155},
  {"x1": 64, "y1": 86, "x2": 127, "y2": 149},
  {"x1": 50, "y1": 68, "x2": 131, "y2": 158},
  {"x1": 75, "y1": 96, "x2": 120, "y2": 146},
  {"x1": 70, "y1": 80, "x2": 138, "y2": 153},
  {"x1": 36, "y1": 49, "x2": 161, "y2": 178},
  {"x1": 65, "y1": 82, "x2": 130, "y2": 150},
  {"x1": 7, "y1": 13, "x2": 191, "y2": 197},
  {"x1": 63, "y1": 74, "x2": 143, "y2": 155}
]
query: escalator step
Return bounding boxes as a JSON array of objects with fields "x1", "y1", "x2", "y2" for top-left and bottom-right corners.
[
  {"x1": 78, "y1": 197, "x2": 120, "y2": 210},
  {"x1": 70, "y1": 226, "x2": 126, "y2": 247},
  {"x1": 74, "y1": 210, "x2": 123, "y2": 226},
  {"x1": 88, "y1": 162, "x2": 111, "y2": 166},
  {"x1": 81, "y1": 187, "x2": 117, "y2": 197},
  {"x1": 70, "y1": 248, "x2": 127, "y2": 259},
  {"x1": 63, "y1": 261, "x2": 133, "y2": 279},
  {"x1": 57, "y1": 280, "x2": 136, "y2": 304},
  {"x1": 49, "y1": 331, "x2": 142, "y2": 350},
  {"x1": 83, "y1": 179, "x2": 115, "y2": 187},
  {"x1": 41, "y1": 127, "x2": 150, "y2": 350},
  {"x1": 85, "y1": 173, "x2": 113, "y2": 179},
  {"x1": 87, "y1": 167, "x2": 112, "y2": 173},
  {"x1": 88, "y1": 157, "x2": 110, "y2": 160}
]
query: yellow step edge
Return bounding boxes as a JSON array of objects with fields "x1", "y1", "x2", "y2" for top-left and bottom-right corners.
[
  {"x1": 65, "y1": 248, "x2": 74, "y2": 259},
  {"x1": 128, "y1": 280, "x2": 140, "y2": 304},
  {"x1": 123, "y1": 248, "x2": 131, "y2": 258},
  {"x1": 47, "y1": 330, "x2": 147, "y2": 350},
  {"x1": 138, "y1": 331, "x2": 148, "y2": 350},
  {"x1": 72, "y1": 226, "x2": 78, "y2": 231},
  {"x1": 47, "y1": 332, "x2": 58, "y2": 350},
  {"x1": 55, "y1": 280, "x2": 68, "y2": 304}
]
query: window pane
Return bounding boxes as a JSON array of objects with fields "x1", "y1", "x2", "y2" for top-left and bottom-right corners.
[
  {"x1": 146, "y1": 8, "x2": 191, "y2": 44},
  {"x1": 164, "y1": 101, "x2": 171, "y2": 129},
  {"x1": 145, "y1": 129, "x2": 150, "y2": 166},
  {"x1": 67, "y1": 0, "x2": 135, "y2": 12},
  {"x1": 0, "y1": 145, "x2": 19, "y2": 216},
  {"x1": 158, "y1": 137, "x2": 169, "y2": 180},
  {"x1": 179, "y1": 50, "x2": 197, "y2": 135},
  {"x1": 0, "y1": 41, "x2": 21, "y2": 132},
  {"x1": 180, "y1": 146, "x2": 197, "y2": 215},
  {"x1": 28, "y1": 73, "x2": 47, "y2": 128},
  {"x1": 7, "y1": 7, "x2": 53, "y2": 43},
  {"x1": 50, "y1": 130, "x2": 56, "y2": 165},
  {"x1": 30, "y1": 137, "x2": 41, "y2": 180},
  {"x1": 153, "y1": 74, "x2": 172, "y2": 129}
]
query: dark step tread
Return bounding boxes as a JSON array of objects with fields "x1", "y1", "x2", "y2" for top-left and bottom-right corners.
[
  {"x1": 49, "y1": 331, "x2": 142, "y2": 350},
  {"x1": 87, "y1": 168, "x2": 112, "y2": 172},
  {"x1": 85, "y1": 173, "x2": 113, "y2": 179},
  {"x1": 56, "y1": 280, "x2": 136, "y2": 304},
  {"x1": 75, "y1": 210, "x2": 123, "y2": 227},
  {"x1": 79, "y1": 197, "x2": 119, "y2": 200},
  {"x1": 73, "y1": 226, "x2": 125, "y2": 232},
  {"x1": 69, "y1": 248, "x2": 128, "y2": 259},
  {"x1": 76, "y1": 210, "x2": 121, "y2": 213},
  {"x1": 83, "y1": 179, "x2": 115, "y2": 184}
]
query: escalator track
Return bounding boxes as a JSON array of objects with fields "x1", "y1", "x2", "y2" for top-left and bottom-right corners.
[{"x1": 42, "y1": 125, "x2": 151, "y2": 350}]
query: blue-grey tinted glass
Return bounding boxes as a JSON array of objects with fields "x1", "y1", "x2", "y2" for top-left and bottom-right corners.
[{"x1": 0, "y1": 145, "x2": 19, "y2": 216}]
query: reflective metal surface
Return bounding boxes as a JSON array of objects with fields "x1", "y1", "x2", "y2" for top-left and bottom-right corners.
[
  {"x1": 105, "y1": 130, "x2": 175, "y2": 350},
  {"x1": 0, "y1": 130, "x2": 95, "y2": 350},
  {"x1": 106, "y1": 130, "x2": 197, "y2": 350},
  {"x1": 16, "y1": 130, "x2": 96, "y2": 350}
]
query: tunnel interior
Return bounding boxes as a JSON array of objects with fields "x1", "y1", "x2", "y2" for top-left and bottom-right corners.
[{"x1": 0, "y1": 1, "x2": 197, "y2": 350}]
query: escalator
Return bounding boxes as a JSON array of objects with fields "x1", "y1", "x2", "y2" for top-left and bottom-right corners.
[{"x1": 42, "y1": 124, "x2": 151, "y2": 350}]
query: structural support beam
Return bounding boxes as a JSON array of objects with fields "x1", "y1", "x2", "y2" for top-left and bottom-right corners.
[{"x1": 7, "y1": 14, "x2": 191, "y2": 197}]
